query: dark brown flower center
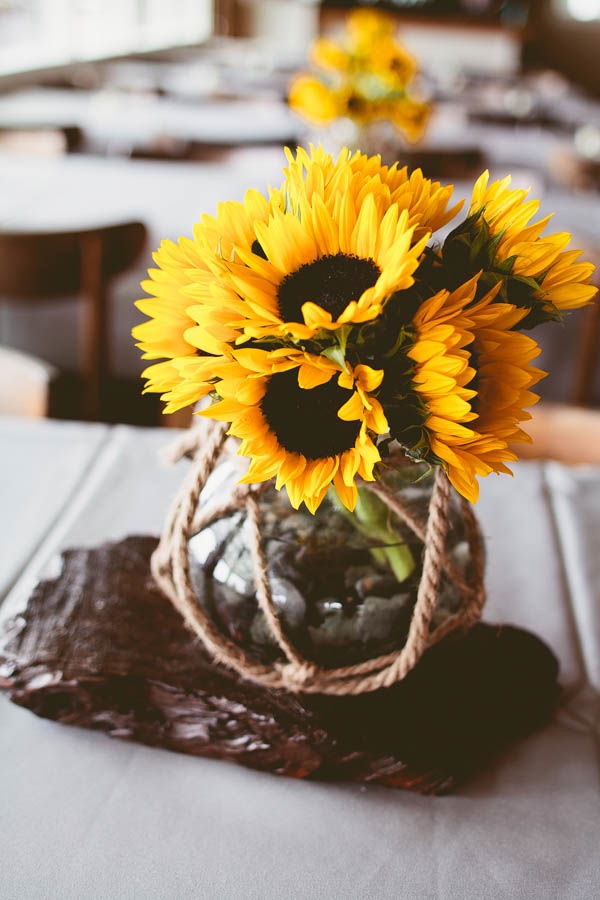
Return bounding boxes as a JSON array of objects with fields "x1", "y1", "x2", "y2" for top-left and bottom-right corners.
[
  {"x1": 260, "y1": 368, "x2": 360, "y2": 459},
  {"x1": 276, "y1": 253, "x2": 380, "y2": 324}
]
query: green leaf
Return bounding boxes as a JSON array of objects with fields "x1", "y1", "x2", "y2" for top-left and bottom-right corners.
[{"x1": 322, "y1": 343, "x2": 350, "y2": 373}]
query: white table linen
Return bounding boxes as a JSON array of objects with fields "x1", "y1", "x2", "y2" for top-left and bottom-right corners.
[{"x1": 0, "y1": 89, "x2": 299, "y2": 148}]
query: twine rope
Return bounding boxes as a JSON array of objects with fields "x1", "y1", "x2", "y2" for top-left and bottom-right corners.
[{"x1": 151, "y1": 423, "x2": 486, "y2": 694}]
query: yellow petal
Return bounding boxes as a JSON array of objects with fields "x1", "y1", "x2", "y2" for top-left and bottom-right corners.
[
  {"x1": 337, "y1": 391, "x2": 364, "y2": 421},
  {"x1": 298, "y1": 364, "x2": 335, "y2": 389}
]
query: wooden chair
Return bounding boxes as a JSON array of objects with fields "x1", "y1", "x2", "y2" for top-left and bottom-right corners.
[
  {"x1": 0, "y1": 346, "x2": 57, "y2": 418},
  {"x1": 572, "y1": 297, "x2": 600, "y2": 407},
  {"x1": 0, "y1": 222, "x2": 147, "y2": 420},
  {"x1": 130, "y1": 137, "x2": 298, "y2": 164},
  {"x1": 162, "y1": 405, "x2": 194, "y2": 429},
  {"x1": 516, "y1": 403, "x2": 600, "y2": 466},
  {"x1": 401, "y1": 147, "x2": 487, "y2": 181}
]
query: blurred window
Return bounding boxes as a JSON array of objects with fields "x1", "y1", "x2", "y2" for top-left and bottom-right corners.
[
  {"x1": 554, "y1": 0, "x2": 600, "y2": 20},
  {"x1": 0, "y1": 0, "x2": 213, "y2": 76}
]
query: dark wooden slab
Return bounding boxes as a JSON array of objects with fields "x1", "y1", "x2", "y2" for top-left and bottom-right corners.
[{"x1": 0, "y1": 536, "x2": 560, "y2": 794}]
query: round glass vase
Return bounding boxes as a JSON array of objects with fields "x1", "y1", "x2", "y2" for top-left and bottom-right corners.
[{"x1": 188, "y1": 457, "x2": 479, "y2": 670}]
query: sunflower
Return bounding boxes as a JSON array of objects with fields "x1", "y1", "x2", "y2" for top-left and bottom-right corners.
[
  {"x1": 310, "y1": 37, "x2": 351, "y2": 74},
  {"x1": 134, "y1": 146, "x2": 463, "y2": 418},
  {"x1": 368, "y1": 35, "x2": 417, "y2": 89},
  {"x1": 346, "y1": 8, "x2": 395, "y2": 51},
  {"x1": 408, "y1": 275, "x2": 545, "y2": 501},
  {"x1": 136, "y1": 146, "x2": 453, "y2": 412},
  {"x1": 135, "y1": 147, "x2": 596, "y2": 512},
  {"x1": 310, "y1": 10, "x2": 395, "y2": 75},
  {"x1": 284, "y1": 145, "x2": 462, "y2": 241},
  {"x1": 470, "y1": 170, "x2": 597, "y2": 313},
  {"x1": 288, "y1": 76, "x2": 340, "y2": 125},
  {"x1": 289, "y1": 8, "x2": 431, "y2": 144},
  {"x1": 288, "y1": 78, "x2": 372, "y2": 127},
  {"x1": 386, "y1": 97, "x2": 431, "y2": 144},
  {"x1": 219, "y1": 200, "x2": 426, "y2": 342},
  {"x1": 290, "y1": 80, "x2": 428, "y2": 140},
  {"x1": 133, "y1": 186, "x2": 279, "y2": 405},
  {"x1": 198, "y1": 347, "x2": 386, "y2": 513},
  {"x1": 169, "y1": 147, "x2": 441, "y2": 354}
]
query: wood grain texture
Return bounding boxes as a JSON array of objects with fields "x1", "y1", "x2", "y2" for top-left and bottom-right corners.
[{"x1": 0, "y1": 536, "x2": 561, "y2": 795}]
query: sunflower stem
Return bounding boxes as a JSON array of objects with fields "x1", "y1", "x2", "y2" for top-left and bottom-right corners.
[{"x1": 328, "y1": 486, "x2": 416, "y2": 583}]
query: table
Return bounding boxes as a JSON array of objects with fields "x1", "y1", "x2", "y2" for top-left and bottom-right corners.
[
  {"x1": 0, "y1": 87, "x2": 576, "y2": 173},
  {"x1": 0, "y1": 88, "x2": 300, "y2": 149},
  {"x1": 0, "y1": 416, "x2": 599, "y2": 899}
]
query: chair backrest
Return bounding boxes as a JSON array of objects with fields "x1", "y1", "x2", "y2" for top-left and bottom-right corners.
[
  {"x1": 0, "y1": 221, "x2": 147, "y2": 420},
  {"x1": 572, "y1": 293, "x2": 600, "y2": 406},
  {"x1": 0, "y1": 221, "x2": 147, "y2": 299},
  {"x1": 0, "y1": 346, "x2": 57, "y2": 417}
]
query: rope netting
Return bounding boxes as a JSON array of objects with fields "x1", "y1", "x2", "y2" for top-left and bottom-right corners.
[{"x1": 151, "y1": 421, "x2": 486, "y2": 695}]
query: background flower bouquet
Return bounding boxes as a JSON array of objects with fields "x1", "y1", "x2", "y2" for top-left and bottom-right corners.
[
  {"x1": 133, "y1": 145, "x2": 596, "y2": 696},
  {"x1": 289, "y1": 9, "x2": 430, "y2": 153}
]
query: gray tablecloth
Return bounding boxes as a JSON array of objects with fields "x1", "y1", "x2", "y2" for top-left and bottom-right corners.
[{"x1": 0, "y1": 417, "x2": 599, "y2": 899}]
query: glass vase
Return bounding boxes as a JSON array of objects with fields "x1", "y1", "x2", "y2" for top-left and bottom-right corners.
[{"x1": 188, "y1": 457, "x2": 477, "y2": 670}]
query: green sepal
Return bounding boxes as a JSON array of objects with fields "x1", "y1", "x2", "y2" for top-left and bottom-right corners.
[
  {"x1": 321, "y1": 325, "x2": 352, "y2": 372},
  {"x1": 382, "y1": 324, "x2": 414, "y2": 359},
  {"x1": 322, "y1": 343, "x2": 350, "y2": 373}
]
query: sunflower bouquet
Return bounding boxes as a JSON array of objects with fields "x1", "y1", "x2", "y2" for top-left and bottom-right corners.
[
  {"x1": 134, "y1": 146, "x2": 596, "y2": 690},
  {"x1": 289, "y1": 9, "x2": 430, "y2": 146}
]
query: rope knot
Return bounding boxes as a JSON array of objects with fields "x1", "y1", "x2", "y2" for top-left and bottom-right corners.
[
  {"x1": 150, "y1": 552, "x2": 170, "y2": 582},
  {"x1": 279, "y1": 661, "x2": 320, "y2": 693}
]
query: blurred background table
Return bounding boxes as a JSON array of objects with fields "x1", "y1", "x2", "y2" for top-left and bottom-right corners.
[
  {"x1": 0, "y1": 415, "x2": 599, "y2": 899},
  {"x1": 0, "y1": 88, "x2": 300, "y2": 154}
]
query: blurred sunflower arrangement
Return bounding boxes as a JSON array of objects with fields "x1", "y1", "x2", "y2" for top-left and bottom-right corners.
[
  {"x1": 288, "y1": 8, "x2": 430, "y2": 145},
  {"x1": 134, "y1": 146, "x2": 596, "y2": 527}
]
